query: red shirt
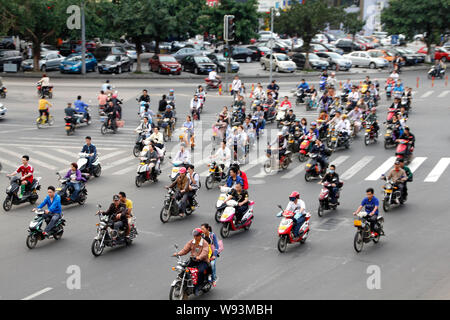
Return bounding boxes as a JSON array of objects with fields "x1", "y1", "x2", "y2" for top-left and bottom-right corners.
[
  {"x1": 240, "y1": 171, "x2": 249, "y2": 190},
  {"x1": 17, "y1": 165, "x2": 34, "y2": 184}
]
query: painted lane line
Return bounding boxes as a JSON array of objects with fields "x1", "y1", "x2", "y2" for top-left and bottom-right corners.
[
  {"x1": 0, "y1": 157, "x2": 18, "y2": 170},
  {"x1": 22, "y1": 287, "x2": 53, "y2": 300},
  {"x1": 340, "y1": 156, "x2": 374, "y2": 180},
  {"x1": 408, "y1": 157, "x2": 427, "y2": 173},
  {"x1": 102, "y1": 156, "x2": 136, "y2": 172},
  {"x1": 53, "y1": 149, "x2": 80, "y2": 159},
  {"x1": 281, "y1": 163, "x2": 304, "y2": 179},
  {"x1": 437, "y1": 90, "x2": 449, "y2": 98},
  {"x1": 26, "y1": 150, "x2": 72, "y2": 166},
  {"x1": 420, "y1": 91, "x2": 434, "y2": 98},
  {"x1": 424, "y1": 158, "x2": 450, "y2": 182},
  {"x1": 329, "y1": 155, "x2": 350, "y2": 167},
  {"x1": 99, "y1": 150, "x2": 128, "y2": 162},
  {"x1": 0, "y1": 147, "x2": 57, "y2": 171},
  {"x1": 365, "y1": 157, "x2": 396, "y2": 181}
]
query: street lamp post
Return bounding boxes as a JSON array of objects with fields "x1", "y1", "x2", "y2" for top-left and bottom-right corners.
[
  {"x1": 81, "y1": 0, "x2": 86, "y2": 75},
  {"x1": 269, "y1": 7, "x2": 274, "y2": 83}
]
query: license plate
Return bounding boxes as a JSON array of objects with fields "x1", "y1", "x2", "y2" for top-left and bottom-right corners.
[
  {"x1": 366, "y1": 129, "x2": 371, "y2": 132},
  {"x1": 209, "y1": 168, "x2": 215, "y2": 172},
  {"x1": 65, "y1": 66, "x2": 70, "y2": 70},
  {"x1": 279, "y1": 226, "x2": 287, "y2": 230},
  {"x1": 385, "y1": 134, "x2": 390, "y2": 136},
  {"x1": 385, "y1": 189, "x2": 392, "y2": 193},
  {"x1": 56, "y1": 188, "x2": 62, "y2": 191},
  {"x1": 306, "y1": 164, "x2": 311, "y2": 168},
  {"x1": 172, "y1": 169, "x2": 178, "y2": 173},
  {"x1": 354, "y1": 220, "x2": 362, "y2": 227},
  {"x1": 331, "y1": 137, "x2": 337, "y2": 141},
  {"x1": 218, "y1": 196, "x2": 225, "y2": 201}
]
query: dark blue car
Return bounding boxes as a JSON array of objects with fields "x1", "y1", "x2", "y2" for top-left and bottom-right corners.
[{"x1": 60, "y1": 53, "x2": 97, "y2": 73}]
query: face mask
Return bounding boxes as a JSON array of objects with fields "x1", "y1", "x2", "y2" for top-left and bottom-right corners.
[{"x1": 329, "y1": 170, "x2": 335, "y2": 174}]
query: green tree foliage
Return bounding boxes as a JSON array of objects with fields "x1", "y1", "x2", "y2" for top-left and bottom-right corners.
[
  {"x1": 342, "y1": 12, "x2": 365, "y2": 43},
  {"x1": 381, "y1": 0, "x2": 450, "y2": 58}
]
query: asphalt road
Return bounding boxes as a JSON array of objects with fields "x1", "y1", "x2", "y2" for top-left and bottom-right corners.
[{"x1": 0, "y1": 70, "x2": 449, "y2": 300}]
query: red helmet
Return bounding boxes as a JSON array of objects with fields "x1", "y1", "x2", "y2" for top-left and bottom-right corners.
[
  {"x1": 192, "y1": 228, "x2": 203, "y2": 236},
  {"x1": 289, "y1": 191, "x2": 300, "y2": 199},
  {"x1": 179, "y1": 167, "x2": 187, "y2": 174}
]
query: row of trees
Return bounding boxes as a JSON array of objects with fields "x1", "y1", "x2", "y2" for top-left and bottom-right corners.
[{"x1": 0, "y1": 0, "x2": 260, "y2": 71}]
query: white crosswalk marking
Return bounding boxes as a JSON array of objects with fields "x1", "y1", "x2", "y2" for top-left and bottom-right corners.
[
  {"x1": 54, "y1": 149, "x2": 79, "y2": 159},
  {"x1": 437, "y1": 90, "x2": 449, "y2": 98},
  {"x1": 365, "y1": 157, "x2": 396, "y2": 181},
  {"x1": 340, "y1": 156, "x2": 374, "y2": 180},
  {"x1": 27, "y1": 150, "x2": 71, "y2": 166},
  {"x1": 102, "y1": 156, "x2": 136, "y2": 172},
  {"x1": 421, "y1": 91, "x2": 434, "y2": 98},
  {"x1": 99, "y1": 150, "x2": 128, "y2": 162},
  {"x1": 0, "y1": 157, "x2": 18, "y2": 170},
  {"x1": 241, "y1": 155, "x2": 267, "y2": 172},
  {"x1": 281, "y1": 163, "x2": 304, "y2": 179},
  {"x1": 424, "y1": 158, "x2": 450, "y2": 182},
  {"x1": 329, "y1": 155, "x2": 350, "y2": 167},
  {"x1": 113, "y1": 166, "x2": 137, "y2": 176},
  {"x1": 0, "y1": 147, "x2": 57, "y2": 171},
  {"x1": 408, "y1": 157, "x2": 427, "y2": 173}
]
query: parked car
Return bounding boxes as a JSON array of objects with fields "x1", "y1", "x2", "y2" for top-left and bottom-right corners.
[
  {"x1": 180, "y1": 55, "x2": 216, "y2": 74},
  {"x1": 334, "y1": 39, "x2": 363, "y2": 53},
  {"x1": 59, "y1": 53, "x2": 98, "y2": 73},
  {"x1": 22, "y1": 52, "x2": 64, "y2": 71},
  {"x1": 259, "y1": 41, "x2": 290, "y2": 54},
  {"x1": 417, "y1": 46, "x2": 449, "y2": 62},
  {"x1": 343, "y1": 51, "x2": 388, "y2": 69},
  {"x1": 120, "y1": 45, "x2": 137, "y2": 61},
  {"x1": 316, "y1": 52, "x2": 352, "y2": 71},
  {"x1": 98, "y1": 54, "x2": 132, "y2": 74},
  {"x1": 312, "y1": 34, "x2": 329, "y2": 44},
  {"x1": 207, "y1": 53, "x2": 239, "y2": 72},
  {"x1": 0, "y1": 50, "x2": 22, "y2": 72},
  {"x1": 319, "y1": 42, "x2": 344, "y2": 55},
  {"x1": 246, "y1": 45, "x2": 271, "y2": 61},
  {"x1": 367, "y1": 49, "x2": 395, "y2": 62},
  {"x1": 291, "y1": 52, "x2": 329, "y2": 70},
  {"x1": 94, "y1": 45, "x2": 126, "y2": 62},
  {"x1": 148, "y1": 54, "x2": 181, "y2": 74},
  {"x1": 393, "y1": 47, "x2": 425, "y2": 64},
  {"x1": 173, "y1": 48, "x2": 203, "y2": 61},
  {"x1": 260, "y1": 53, "x2": 297, "y2": 73},
  {"x1": 170, "y1": 41, "x2": 187, "y2": 53},
  {"x1": 380, "y1": 34, "x2": 406, "y2": 46},
  {"x1": 0, "y1": 37, "x2": 15, "y2": 50},
  {"x1": 258, "y1": 31, "x2": 279, "y2": 42},
  {"x1": 231, "y1": 46, "x2": 256, "y2": 63},
  {"x1": 183, "y1": 43, "x2": 211, "y2": 56}
]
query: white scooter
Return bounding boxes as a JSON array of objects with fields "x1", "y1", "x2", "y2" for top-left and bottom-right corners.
[
  {"x1": 215, "y1": 186, "x2": 232, "y2": 223},
  {"x1": 77, "y1": 152, "x2": 101, "y2": 179}
]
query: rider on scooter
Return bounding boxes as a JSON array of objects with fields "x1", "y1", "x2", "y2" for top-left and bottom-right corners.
[
  {"x1": 62, "y1": 163, "x2": 85, "y2": 202},
  {"x1": 283, "y1": 191, "x2": 306, "y2": 238},
  {"x1": 34, "y1": 186, "x2": 62, "y2": 237},
  {"x1": 208, "y1": 70, "x2": 221, "y2": 87},
  {"x1": 7, "y1": 155, "x2": 34, "y2": 199},
  {"x1": 310, "y1": 139, "x2": 328, "y2": 174},
  {"x1": 353, "y1": 188, "x2": 380, "y2": 238},
  {"x1": 81, "y1": 136, "x2": 97, "y2": 171},
  {"x1": 74, "y1": 95, "x2": 90, "y2": 122},
  {"x1": 224, "y1": 182, "x2": 249, "y2": 225},
  {"x1": 320, "y1": 165, "x2": 341, "y2": 205}
]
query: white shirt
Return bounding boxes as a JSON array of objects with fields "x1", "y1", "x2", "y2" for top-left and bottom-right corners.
[
  {"x1": 208, "y1": 71, "x2": 217, "y2": 80},
  {"x1": 389, "y1": 72, "x2": 399, "y2": 80},
  {"x1": 214, "y1": 147, "x2": 231, "y2": 167},
  {"x1": 286, "y1": 200, "x2": 306, "y2": 220},
  {"x1": 232, "y1": 79, "x2": 241, "y2": 92},
  {"x1": 39, "y1": 77, "x2": 50, "y2": 87},
  {"x1": 348, "y1": 91, "x2": 359, "y2": 102},
  {"x1": 174, "y1": 149, "x2": 191, "y2": 163},
  {"x1": 190, "y1": 99, "x2": 200, "y2": 110},
  {"x1": 101, "y1": 83, "x2": 111, "y2": 92},
  {"x1": 336, "y1": 119, "x2": 351, "y2": 133},
  {"x1": 149, "y1": 132, "x2": 164, "y2": 144}
]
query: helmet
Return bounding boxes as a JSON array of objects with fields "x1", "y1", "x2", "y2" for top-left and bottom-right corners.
[
  {"x1": 289, "y1": 191, "x2": 300, "y2": 199},
  {"x1": 281, "y1": 126, "x2": 289, "y2": 136},
  {"x1": 192, "y1": 228, "x2": 203, "y2": 236},
  {"x1": 112, "y1": 93, "x2": 118, "y2": 98},
  {"x1": 311, "y1": 121, "x2": 317, "y2": 126},
  {"x1": 342, "y1": 114, "x2": 348, "y2": 119},
  {"x1": 169, "y1": 89, "x2": 174, "y2": 93},
  {"x1": 179, "y1": 167, "x2": 187, "y2": 174}
]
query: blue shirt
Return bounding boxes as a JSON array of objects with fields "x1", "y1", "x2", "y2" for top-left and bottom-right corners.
[
  {"x1": 361, "y1": 196, "x2": 379, "y2": 216},
  {"x1": 226, "y1": 175, "x2": 244, "y2": 188},
  {"x1": 74, "y1": 100, "x2": 89, "y2": 113},
  {"x1": 38, "y1": 194, "x2": 62, "y2": 214},
  {"x1": 81, "y1": 144, "x2": 97, "y2": 157},
  {"x1": 297, "y1": 82, "x2": 309, "y2": 90}
]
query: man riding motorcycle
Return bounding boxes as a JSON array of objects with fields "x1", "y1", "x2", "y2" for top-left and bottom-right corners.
[
  {"x1": 320, "y1": 165, "x2": 341, "y2": 205},
  {"x1": 223, "y1": 182, "x2": 249, "y2": 224},
  {"x1": 144, "y1": 143, "x2": 160, "y2": 180},
  {"x1": 135, "y1": 116, "x2": 152, "y2": 139},
  {"x1": 310, "y1": 139, "x2": 328, "y2": 174},
  {"x1": 190, "y1": 95, "x2": 201, "y2": 120},
  {"x1": 364, "y1": 107, "x2": 379, "y2": 136},
  {"x1": 81, "y1": 136, "x2": 97, "y2": 172},
  {"x1": 34, "y1": 186, "x2": 62, "y2": 237},
  {"x1": 166, "y1": 167, "x2": 190, "y2": 216},
  {"x1": 74, "y1": 95, "x2": 90, "y2": 122},
  {"x1": 214, "y1": 141, "x2": 232, "y2": 178},
  {"x1": 7, "y1": 155, "x2": 34, "y2": 199},
  {"x1": 282, "y1": 191, "x2": 306, "y2": 238},
  {"x1": 64, "y1": 103, "x2": 77, "y2": 127},
  {"x1": 353, "y1": 188, "x2": 380, "y2": 238},
  {"x1": 386, "y1": 160, "x2": 407, "y2": 203},
  {"x1": 104, "y1": 194, "x2": 128, "y2": 239},
  {"x1": 347, "y1": 105, "x2": 364, "y2": 135},
  {"x1": 138, "y1": 89, "x2": 151, "y2": 104},
  {"x1": 149, "y1": 126, "x2": 164, "y2": 150},
  {"x1": 37, "y1": 74, "x2": 51, "y2": 97},
  {"x1": 104, "y1": 101, "x2": 119, "y2": 133}
]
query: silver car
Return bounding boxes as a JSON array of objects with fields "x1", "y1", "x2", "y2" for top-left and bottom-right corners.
[
  {"x1": 0, "y1": 103, "x2": 7, "y2": 119},
  {"x1": 22, "y1": 52, "x2": 64, "y2": 71},
  {"x1": 316, "y1": 52, "x2": 352, "y2": 71},
  {"x1": 344, "y1": 51, "x2": 388, "y2": 69},
  {"x1": 261, "y1": 53, "x2": 297, "y2": 73}
]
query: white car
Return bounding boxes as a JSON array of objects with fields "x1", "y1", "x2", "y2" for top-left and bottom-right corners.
[
  {"x1": 261, "y1": 53, "x2": 296, "y2": 73},
  {"x1": 258, "y1": 31, "x2": 279, "y2": 42},
  {"x1": 0, "y1": 103, "x2": 7, "y2": 119},
  {"x1": 312, "y1": 34, "x2": 328, "y2": 44},
  {"x1": 343, "y1": 51, "x2": 389, "y2": 69}
]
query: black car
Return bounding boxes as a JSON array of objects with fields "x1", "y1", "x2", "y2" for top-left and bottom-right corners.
[
  {"x1": 94, "y1": 45, "x2": 126, "y2": 62},
  {"x1": 207, "y1": 53, "x2": 240, "y2": 72},
  {"x1": 180, "y1": 55, "x2": 216, "y2": 74},
  {"x1": 246, "y1": 45, "x2": 271, "y2": 61},
  {"x1": 333, "y1": 39, "x2": 363, "y2": 53},
  {"x1": 390, "y1": 47, "x2": 424, "y2": 65},
  {"x1": 231, "y1": 47, "x2": 255, "y2": 63},
  {"x1": 0, "y1": 50, "x2": 22, "y2": 72},
  {"x1": 98, "y1": 54, "x2": 132, "y2": 74},
  {"x1": 259, "y1": 41, "x2": 290, "y2": 54},
  {"x1": 0, "y1": 37, "x2": 16, "y2": 50}
]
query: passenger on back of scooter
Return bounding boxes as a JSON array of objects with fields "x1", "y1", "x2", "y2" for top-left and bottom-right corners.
[
  {"x1": 64, "y1": 103, "x2": 77, "y2": 126},
  {"x1": 225, "y1": 167, "x2": 244, "y2": 188},
  {"x1": 81, "y1": 136, "x2": 97, "y2": 171},
  {"x1": 223, "y1": 182, "x2": 249, "y2": 225},
  {"x1": 278, "y1": 191, "x2": 306, "y2": 238},
  {"x1": 310, "y1": 139, "x2": 328, "y2": 172},
  {"x1": 336, "y1": 114, "x2": 351, "y2": 139},
  {"x1": 283, "y1": 109, "x2": 296, "y2": 125},
  {"x1": 174, "y1": 143, "x2": 191, "y2": 165},
  {"x1": 396, "y1": 126, "x2": 415, "y2": 156},
  {"x1": 320, "y1": 165, "x2": 341, "y2": 205},
  {"x1": 310, "y1": 122, "x2": 320, "y2": 138},
  {"x1": 135, "y1": 116, "x2": 152, "y2": 139},
  {"x1": 63, "y1": 162, "x2": 85, "y2": 202},
  {"x1": 166, "y1": 167, "x2": 190, "y2": 216}
]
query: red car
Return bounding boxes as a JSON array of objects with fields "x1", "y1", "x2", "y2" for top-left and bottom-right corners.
[
  {"x1": 149, "y1": 54, "x2": 181, "y2": 74},
  {"x1": 417, "y1": 46, "x2": 449, "y2": 62}
]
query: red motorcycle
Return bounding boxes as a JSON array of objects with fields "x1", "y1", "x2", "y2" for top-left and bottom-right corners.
[
  {"x1": 298, "y1": 135, "x2": 313, "y2": 162},
  {"x1": 276, "y1": 206, "x2": 311, "y2": 253},
  {"x1": 204, "y1": 78, "x2": 221, "y2": 90},
  {"x1": 317, "y1": 181, "x2": 343, "y2": 217},
  {"x1": 386, "y1": 107, "x2": 396, "y2": 123},
  {"x1": 395, "y1": 139, "x2": 413, "y2": 164}
]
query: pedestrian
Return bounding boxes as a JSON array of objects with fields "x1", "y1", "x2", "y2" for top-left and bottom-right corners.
[
  {"x1": 27, "y1": 45, "x2": 32, "y2": 59},
  {"x1": 231, "y1": 75, "x2": 241, "y2": 98}
]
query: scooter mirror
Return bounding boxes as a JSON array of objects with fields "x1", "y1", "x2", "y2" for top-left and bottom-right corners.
[
  {"x1": 277, "y1": 204, "x2": 283, "y2": 210},
  {"x1": 174, "y1": 244, "x2": 178, "y2": 250}
]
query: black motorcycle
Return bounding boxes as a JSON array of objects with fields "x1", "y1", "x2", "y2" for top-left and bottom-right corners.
[
  {"x1": 205, "y1": 161, "x2": 228, "y2": 190},
  {"x1": 133, "y1": 131, "x2": 147, "y2": 157},
  {"x1": 264, "y1": 104, "x2": 276, "y2": 123},
  {"x1": 3, "y1": 176, "x2": 41, "y2": 211},
  {"x1": 55, "y1": 172, "x2": 88, "y2": 206},
  {"x1": 100, "y1": 115, "x2": 118, "y2": 135},
  {"x1": 26, "y1": 208, "x2": 66, "y2": 249},
  {"x1": 304, "y1": 153, "x2": 327, "y2": 182},
  {"x1": 0, "y1": 86, "x2": 7, "y2": 98},
  {"x1": 383, "y1": 124, "x2": 396, "y2": 149},
  {"x1": 160, "y1": 188, "x2": 197, "y2": 223},
  {"x1": 64, "y1": 109, "x2": 91, "y2": 136},
  {"x1": 91, "y1": 204, "x2": 138, "y2": 256}
]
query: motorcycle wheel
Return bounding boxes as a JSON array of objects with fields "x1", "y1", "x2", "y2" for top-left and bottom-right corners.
[
  {"x1": 48, "y1": 117, "x2": 54, "y2": 126},
  {"x1": 220, "y1": 223, "x2": 231, "y2": 238},
  {"x1": 263, "y1": 160, "x2": 271, "y2": 174},
  {"x1": 364, "y1": 135, "x2": 370, "y2": 146},
  {"x1": 53, "y1": 226, "x2": 64, "y2": 240},
  {"x1": 383, "y1": 199, "x2": 390, "y2": 212},
  {"x1": 353, "y1": 231, "x2": 364, "y2": 253},
  {"x1": 317, "y1": 203, "x2": 324, "y2": 217},
  {"x1": 66, "y1": 128, "x2": 71, "y2": 136},
  {"x1": 205, "y1": 175, "x2": 215, "y2": 190},
  {"x1": 277, "y1": 236, "x2": 288, "y2": 253},
  {"x1": 135, "y1": 176, "x2": 144, "y2": 188},
  {"x1": 26, "y1": 234, "x2": 38, "y2": 249},
  {"x1": 300, "y1": 230, "x2": 309, "y2": 244},
  {"x1": 383, "y1": 140, "x2": 389, "y2": 149},
  {"x1": 304, "y1": 171, "x2": 313, "y2": 182},
  {"x1": 169, "y1": 282, "x2": 188, "y2": 300},
  {"x1": 298, "y1": 153, "x2": 307, "y2": 162},
  {"x1": 160, "y1": 207, "x2": 170, "y2": 223},
  {"x1": 185, "y1": 206, "x2": 193, "y2": 215},
  {"x1": 100, "y1": 123, "x2": 107, "y2": 135},
  {"x1": 3, "y1": 197, "x2": 12, "y2": 211},
  {"x1": 215, "y1": 210, "x2": 223, "y2": 223},
  {"x1": 93, "y1": 165, "x2": 102, "y2": 177},
  {"x1": 281, "y1": 158, "x2": 289, "y2": 170},
  {"x1": 78, "y1": 193, "x2": 87, "y2": 205},
  {"x1": 133, "y1": 145, "x2": 141, "y2": 157},
  {"x1": 91, "y1": 239, "x2": 105, "y2": 257}
]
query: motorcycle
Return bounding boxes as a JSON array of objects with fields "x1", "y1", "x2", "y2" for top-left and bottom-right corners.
[
  {"x1": 395, "y1": 139, "x2": 413, "y2": 164},
  {"x1": 329, "y1": 130, "x2": 351, "y2": 151},
  {"x1": 230, "y1": 106, "x2": 245, "y2": 126},
  {"x1": 317, "y1": 181, "x2": 342, "y2": 217},
  {"x1": 3, "y1": 176, "x2": 41, "y2": 212},
  {"x1": 169, "y1": 161, "x2": 187, "y2": 182},
  {"x1": 381, "y1": 175, "x2": 406, "y2": 212},
  {"x1": 205, "y1": 77, "x2": 222, "y2": 90},
  {"x1": 298, "y1": 135, "x2": 313, "y2": 162},
  {"x1": 170, "y1": 246, "x2": 213, "y2": 300},
  {"x1": 276, "y1": 206, "x2": 311, "y2": 253},
  {"x1": 263, "y1": 104, "x2": 276, "y2": 123},
  {"x1": 383, "y1": 124, "x2": 396, "y2": 149},
  {"x1": 55, "y1": 172, "x2": 88, "y2": 206},
  {"x1": 100, "y1": 115, "x2": 123, "y2": 135},
  {"x1": 214, "y1": 186, "x2": 232, "y2": 223},
  {"x1": 133, "y1": 130, "x2": 147, "y2": 157},
  {"x1": 304, "y1": 153, "x2": 327, "y2": 182},
  {"x1": 135, "y1": 156, "x2": 160, "y2": 187},
  {"x1": 427, "y1": 65, "x2": 445, "y2": 79},
  {"x1": 385, "y1": 84, "x2": 393, "y2": 99},
  {"x1": 157, "y1": 116, "x2": 174, "y2": 142},
  {"x1": 160, "y1": 187, "x2": 198, "y2": 223},
  {"x1": 77, "y1": 152, "x2": 102, "y2": 179},
  {"x1": 219, "y1": 199, "x2": 254, "y2": 238},
  {"x1": 36, "y1": 113, "x2": 54, "y2": 129},
  {"x1": 263, "y1": 145, "x2": 292, "y2": 174},
  {"x1": 353, "y1": 212, "x2": 384, "y2": 253},
  {"x1": 205, "y1": 161, "x2": 228, "y2": 190},
  {"x1": 364, "y1": 121, "x2": 378, "y2": 145},
  {"x1": 0, "y1": 86, "x2": 7, "y2": 98},
  {"x1": 91, "y1": 204, "x2": 138, "y2": 257},
  {"x1": 295, "y1": 88, "x2": 305, "y2": 106},
  {"x1": 26, "y1": 209, "x2": 66, "y2": 249},
  {"x1": 319, "y1": 76, "x2": 327, "y2": 91},
  {"x1": 64, "y1": 109, "x2": 91, "y2": 136},
  {"x1": 37, "y1": 84, "x2": 53, "y2": 99}
]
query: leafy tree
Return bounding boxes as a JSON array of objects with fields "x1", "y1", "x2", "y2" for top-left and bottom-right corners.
[
  {"x1": 341, "y1": 12, "x2": 365, "y2": 43},
  {"x1": 381, "y1": 0, "x2": 450, "y2": 60},
  {"x1": 274, "y1": 0, "x2": 341, "y2": 69}
]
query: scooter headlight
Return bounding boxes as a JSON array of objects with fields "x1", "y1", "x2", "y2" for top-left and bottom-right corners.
[{"x1": 6, "y1": 186, "x2": 11, "y2": 192}]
